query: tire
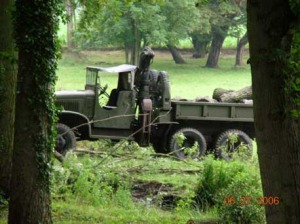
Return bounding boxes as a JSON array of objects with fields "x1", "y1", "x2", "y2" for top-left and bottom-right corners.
[
  {"x1": 169, "y1": 128, "x2": 207, "y2": 159},
  {"x1": 55, "y1": 123, "x2": 76, "y2": 155},
  {"x1": 149, "y1": 70, "x2": 159, "y2": 94},
  {"x1": 215, "y1": 129, "x2": 252, "y2": 161},
  {"x1": 155, "y1": 71, "x2": 171, "y2": 109}
]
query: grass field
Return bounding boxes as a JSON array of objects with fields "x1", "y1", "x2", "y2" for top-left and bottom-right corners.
[{"x1": 56, "y1": 50, "x2": 251, "y2": 99}]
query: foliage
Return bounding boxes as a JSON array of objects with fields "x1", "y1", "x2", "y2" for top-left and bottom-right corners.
[
  {"x1": 48, "y1": 140, "x2": 218, "y2": 223},
  {"x1": 77, "y1": 0, "x2": 166, "y2": 47},
  {"x1": 175, "y1": 132, "x2": 200, "y2": 159},
  {"x1": 161, "y1": 0, "x2": 200, "y2": 46},
  {"x1": 76, "y1": 0, "x2": 200, "y2": 63},
  {"x1": 283, "y1": 5, "x2": 300, "y2": 118},
  {"x1": 0, "y1": 63, "x2": 4, "y2": 114},
  {"x1": 194, "y1": 155, "x2": 265, "y2": 222},
  {"x1": 195, "y1": 155, "x2": 259, "y2": 205},
  {"x1": 216, "y1": 171, "x2": 265, "y2": 224},
  {"x1": 52, "y1": 153, "x2": 131, "y2": 207}
]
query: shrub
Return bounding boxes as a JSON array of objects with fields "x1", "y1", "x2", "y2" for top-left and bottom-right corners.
[
  {"x1": 51, "y1": 152, "x2": 131, "y2": 207},
  {"x1": 194, "y1": 156, "x2": 246, "y2": 209},
  {"x1": 194, "y1": 156, "x2": 265, "y2": 223},
  {"x1": 216, "y1": 171, "x2": 265, "y2": 224}
]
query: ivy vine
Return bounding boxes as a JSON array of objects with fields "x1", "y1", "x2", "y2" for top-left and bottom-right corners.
[
  {"x1": 14, "y1": 0, "x2": 64, "y2": 182},
  {"x1": 284, "y1": 1, "x2": 300, "y2": 118}
]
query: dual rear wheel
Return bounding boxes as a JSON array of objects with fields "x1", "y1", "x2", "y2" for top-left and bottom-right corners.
[{"x1": 168, "y1": 128, "x2": 252, "y2": 161}]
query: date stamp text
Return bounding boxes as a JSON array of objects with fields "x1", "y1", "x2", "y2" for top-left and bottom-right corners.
[{"x1": 223, "y1": 196, "x2": 280, "y2": 206}]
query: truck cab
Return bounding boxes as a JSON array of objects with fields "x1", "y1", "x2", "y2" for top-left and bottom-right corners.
[
  {"x1": 55, "y1": 64, "x2": 139, "y2": 153},
  {"x1": 55, "y1": 54, "x2": 172, "y2": 154}
]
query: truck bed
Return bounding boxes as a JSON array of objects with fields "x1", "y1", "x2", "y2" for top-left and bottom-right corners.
[{"x1": 172, "y1": 100, "x2": 253, "y2": 122}]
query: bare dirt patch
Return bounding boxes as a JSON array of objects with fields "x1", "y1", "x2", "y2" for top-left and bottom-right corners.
[{"x1": 131, "y1": 181, "x2": 180, "y2": 209}]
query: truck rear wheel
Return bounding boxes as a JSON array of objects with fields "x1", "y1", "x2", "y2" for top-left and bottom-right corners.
[
  {"x1": 215, "y1": 129, "x2": 252, "y2": 161},
  {"x1": 55, "y1": 123, "x2": 76, "y2": 155},
  {"x1": 169, "y1": 128, "x2": 207, "y2": 159}
]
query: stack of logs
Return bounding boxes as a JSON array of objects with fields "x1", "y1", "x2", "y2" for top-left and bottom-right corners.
[{"x1": 194, "y1": 86, "x2": 253, "y2": 104}]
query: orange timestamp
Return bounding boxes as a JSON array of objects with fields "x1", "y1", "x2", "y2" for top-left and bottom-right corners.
[{"x1": 223, "y1": 196, "x2": 280, "y2": 206}]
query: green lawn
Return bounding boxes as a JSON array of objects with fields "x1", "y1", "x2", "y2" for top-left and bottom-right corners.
[{"x1": 56, "y1": 50, "x2": 251, "y2": 99}]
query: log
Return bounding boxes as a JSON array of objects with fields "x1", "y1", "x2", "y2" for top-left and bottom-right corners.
[
  {"x1": 240, "y1": 99, "x2": 253, "y2": 104},
  {"x1": 195, "y1": 96, "x2": 217, "y2": 103},
  {"x1": 220, "y1": 86, "x2": 252, "y2": 103},
  {"x1": 212, "y1": 88, "x2": 234, "y2": 101}
]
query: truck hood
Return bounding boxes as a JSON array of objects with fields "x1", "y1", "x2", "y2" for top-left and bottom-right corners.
[
  {"x1": 87, "y1": 64, "x2": 137, "y2": 73},
  {"x1": 55, "y1": 90, "x2": 95, "y2": 98}
]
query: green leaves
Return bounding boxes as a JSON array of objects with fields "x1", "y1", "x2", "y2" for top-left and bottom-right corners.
[{"x1": 283, "y1": 26, "x2": 300, "y2": 118}]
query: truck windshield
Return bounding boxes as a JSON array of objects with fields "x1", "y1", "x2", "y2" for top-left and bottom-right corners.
[{"x1": 86, "y1": 69, "x2": 98, "y2": 86}]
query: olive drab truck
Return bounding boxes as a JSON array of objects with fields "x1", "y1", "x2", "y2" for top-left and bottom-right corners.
[{"x1": 55, "y1": 47, "x2": 254, "y2": 160}]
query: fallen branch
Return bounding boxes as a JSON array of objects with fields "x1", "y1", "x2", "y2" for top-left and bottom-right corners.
[{"x1": 127, "y1": 167, "x2": 201, "y2": 174}]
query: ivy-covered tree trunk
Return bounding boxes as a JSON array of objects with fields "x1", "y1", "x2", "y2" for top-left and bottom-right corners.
[
  {"x1": 248, "y1": 1, "x2": 300, "y2": 223},
  {"x1": 235, "y1": 32, "x2": 248, "y2": 67},
  {"x1": 205, "y1": 26, "x2": 228, "y2": 68},
  {"x1": 8, "y1": 0, "x2": 60, "y2": 223},
  {"x1": 167, "y1": 44, "x2": 186, "y2": 64},
  {"x1": 0, "y1": 0, "x2": 16, "y2": 195}
]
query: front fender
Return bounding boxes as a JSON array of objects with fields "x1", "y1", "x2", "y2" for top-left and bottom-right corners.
[{"x1": 58, "y1": 110, "x2": 92, "y2": 140}]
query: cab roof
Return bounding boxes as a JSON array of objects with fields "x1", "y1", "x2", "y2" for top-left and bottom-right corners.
[{"x1": 87, "y1": 64, "x2": 137, "y2": 73}]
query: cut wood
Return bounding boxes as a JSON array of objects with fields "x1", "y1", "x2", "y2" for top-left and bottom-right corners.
[
  {"x1": 213, "y1": 86, "x2": 252, "y2": 103},
  {"x1": 241, "y1": 99, "x2": 253, "y2": 104},
  {"x1": 212, "y1": 88, "x2": 234, "y2": 101},
  {"x1": 195, "y1": 96, "x2": 217, "y2": 103},
  {"x1": 220, "y1": 86, "x2": 252, "y2": 103}
]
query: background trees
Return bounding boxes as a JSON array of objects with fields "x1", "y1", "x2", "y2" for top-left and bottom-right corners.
[
  {"x1": 76, "y1": 0, "x2": 209, "y2": 64},
  {"x1": 200, "y1": 0, "x2": 247, "y2": 68},
  {"x1": 71, "y1": 0, "x2": 248, "y2": 66},
  {"x1": 78, "y1": 0, "x2": 167, "y2": 65}
]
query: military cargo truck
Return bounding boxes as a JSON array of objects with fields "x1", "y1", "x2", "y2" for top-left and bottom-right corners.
[{"x1": 55, "y1": 47, "x2": 254, "y2": 160}]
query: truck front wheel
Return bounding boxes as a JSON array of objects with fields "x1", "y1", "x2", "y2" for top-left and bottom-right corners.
[
  {"x1": 169, "y1": 128, "x2": 207, "y2": 159},
  {"x1": 215, "y1": 129, "x2": 252, "y2": 161},
  {"x1": 55, "y1": 123, "x2": 76, "y2": 155}
]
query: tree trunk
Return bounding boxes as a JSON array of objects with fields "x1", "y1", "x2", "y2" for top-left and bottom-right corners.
[
  {"x1": 0, "y1": 0, "x2": 16, "y2": 195},
  {"x1": 205, "y1": 26, "x2": 228, "y2": 68},
  {"x1": 191, "y1": 33, "x2": 211, "y2": 59},
  {"x1": 130, "y1": 21, "x2": 141, "y2": 65},
  {"x1": 66, "y1": 0, "x2": 75, "y2": 49},
  {"x1": 124, "y1": 42, "x2": 131, "y2": 64},
  {"x1": 235, "y1": 32, "x2": 248, "y2": 67},
  {"x1": 167, "y1": 44, "x2": 186, "y2": 64},
  {"x1": 8, "y1": 0, "x2": 59, "y2": 222},
  {"x1": 248, "y1": 1, "x2": 300, "y2": 223}
]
